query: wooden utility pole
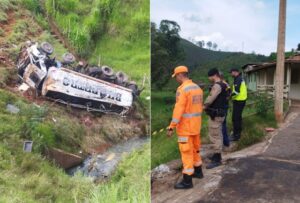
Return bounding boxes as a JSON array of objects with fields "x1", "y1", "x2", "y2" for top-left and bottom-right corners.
[{"x1": 275, "y1": 0, "x2": 286, "y2": 123}]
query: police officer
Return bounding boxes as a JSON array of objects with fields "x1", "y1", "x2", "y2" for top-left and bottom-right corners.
[
  {"x1": 204, "y1": 68, "x2": 227, "y2": 169},
  {"x1": 219, "y1": 72, "x2": 231, "y2": 147},
  {"x1": 229, "y1": 68, "x2": 247, "y2": 141},
  {"x1": 167, "y1": 66, "x2": 204, "y2": 189}
]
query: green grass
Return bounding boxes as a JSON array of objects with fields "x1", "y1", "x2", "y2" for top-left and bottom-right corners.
[
  {"x1": 0, "y1": 139, "x2": 150, "y2": 202},
  {"x1": 0, "y1": 145, "x2": 93, "y2": 202},
  {"x1": 42, "y1": 0, "x2": 150, "y2": 99},
  {"x1": 236, "y1": 112, "x2": 277, "y2": 149},
  {"x1": 0, "y1": 89, "x2": 150, "y2": 202},
  {"x1": 90, "y1": 143, "x2": 150, "y2": 203},
  {"x1": 0, "y1": 2, "x2": 150, "y2": 201},
  {"x1": 151, "y1": 89, "x2": 209, "y2": 168}
]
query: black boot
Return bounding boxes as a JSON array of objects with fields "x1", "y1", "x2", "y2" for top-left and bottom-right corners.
[
  {"x1": 192, "y1": 165, "x2": 204, "y2": 179},
  {"x1": 206, "y1": 153, "x2": 222, "y2": 169},
  {"x1": 229, "y1": 134, "x2": 240, "y2": 141},
  {"x1": 174, "y1": 174, "x2": 193, "y2": 189}
]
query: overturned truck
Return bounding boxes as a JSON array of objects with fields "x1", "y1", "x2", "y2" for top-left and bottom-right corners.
[{"x1": 16, "y1": 42, "x2": 140, "y2": 115}]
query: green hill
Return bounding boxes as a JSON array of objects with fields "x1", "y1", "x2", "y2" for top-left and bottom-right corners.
[{"x1": 180, "y1": 38, "x2": 269, "y2": 72}]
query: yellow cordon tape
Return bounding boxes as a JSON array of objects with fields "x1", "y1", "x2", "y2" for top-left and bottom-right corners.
[{"x1": 152, "y1": 127, "x2": 169, "y2": 135}]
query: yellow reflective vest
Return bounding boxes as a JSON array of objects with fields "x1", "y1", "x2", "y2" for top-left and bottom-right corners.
[{"x1": 232, "y1": 78, "x2": 247, "y2": 101}]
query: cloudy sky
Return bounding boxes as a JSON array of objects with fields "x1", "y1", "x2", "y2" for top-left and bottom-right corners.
[{"x1": 151, "y1": 0, "x2": 300, "y2": 56}]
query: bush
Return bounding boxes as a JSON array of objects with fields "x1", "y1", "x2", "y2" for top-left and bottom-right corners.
[
  {"x1": 21, "y1": 0, "x2": 41, "y2": 13},
  {"x1": 55, "y1": 0, "x2": 79, "y2": 13},
  {"x1": 0, "y1": 0, "x2": 13, "y2": 11},
  {"x1": 255, "y1": 93, "x2": 273, "y2": 117},
  {"x1": 31, "y1": 123, "x2": 55, "y2": 152},
  {"x1": 0, "y1": 12, "x2": 8, "y2": 22}
]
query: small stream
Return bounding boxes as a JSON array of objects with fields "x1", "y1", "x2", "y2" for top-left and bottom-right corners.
[{"x1": 66, "y1": 137, "x2": 149, "y2": 181}]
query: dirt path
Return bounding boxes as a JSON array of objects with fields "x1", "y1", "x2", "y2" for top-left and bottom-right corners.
[{"x1": 151, "y1": 112, "x2": 300, "y2": 203}]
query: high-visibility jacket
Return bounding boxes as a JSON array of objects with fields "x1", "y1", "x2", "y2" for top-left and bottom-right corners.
[
  {"x1": 232, "y1": 76, "x2": 247, "y2": 101},
  {"x1": 169, "y1": 80, "x2": 203, "y2": 136}
]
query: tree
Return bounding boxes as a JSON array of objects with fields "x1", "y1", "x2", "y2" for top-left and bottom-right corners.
[
  {"x1": 206, "y1": 41, "x2": 212, "y2": 50},
  {"x1": 197, "y1": 41, "x2": 203, "y2": 48},
  {"x1": 151, "y1": 20, "x2": 185, "y2": 89},
  {"x1": 212, "y1": 43, "x2": 218, "y2": 50},
  {"x1": 297, "y1": 43, "x2": 300, "y2": 51}
]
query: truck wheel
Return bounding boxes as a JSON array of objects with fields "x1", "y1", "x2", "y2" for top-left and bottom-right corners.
[
  {"x1": 127, "y1": 81, "x2": 139, "y2": 97},
  {"x1": 116, "y1": 71, "x2": 129, "y2": 85},
  {"x1": 40, "y1": 42, "x2": 54, "y2": 55},
  {"x1": 62, "y1": 53, "x2": 75, "y2": 64},
  {"x1": 101, "y1": 66, "x2": 114, "y2": 77},
  {"x1": 88, "y1": 66, "x2": 102, "y2": 78}
]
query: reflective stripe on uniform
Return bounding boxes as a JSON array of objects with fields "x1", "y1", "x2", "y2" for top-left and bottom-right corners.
[
  {"x1": 232, "y1": 90, "x2": 239, "y2": 95},
  {"x1": 184, "y1": 85, "x2": 200, "y2": 92},
  {"x1": 182, "y1": 112, "x2": 202, "y2": 118},
  {"x1": 172, "y1": 118, "x2": 179, "y2": 123},
  {"x1": 183, "y1": 168, "x2": 194, "y2": 174},
  {"x1": 178, "y1": 136, "x2": 188, "y2": 142}
]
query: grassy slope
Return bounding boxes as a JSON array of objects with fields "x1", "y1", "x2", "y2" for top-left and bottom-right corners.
[
  {"x1": 44, "y1": 0, "x2": 150, "y2": 98},
  {"x1": 90, "y1": 143, "x2": 150, "y2": 203},
  {"x1": 90, "y1": 0, "x2": 150, "y2": 88},
  {"x1": 0, "y1": 123, "x2": 150, "y2": 202},
  {"x1": 0, "y1": 1, "x2": 150, "y2": 202}
]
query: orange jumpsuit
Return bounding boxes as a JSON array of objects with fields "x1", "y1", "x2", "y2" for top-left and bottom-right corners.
[{"x1": 169, "y1": 79, "x2": 203, "y2": 175}]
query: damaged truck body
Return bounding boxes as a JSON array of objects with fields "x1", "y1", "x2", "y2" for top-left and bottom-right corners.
[{"x1": 16, "y1": 42, "x2": 140, "y2": 115}]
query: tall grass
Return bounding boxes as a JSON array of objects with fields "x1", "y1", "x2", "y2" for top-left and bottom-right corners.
[
  {"x1": 91, "y1": 143, "x2": 150, "y2": 203},
  {"x1": 0, "y1": 88, "x2": 150, "y2": 202},
  {"x1": 43, "y1": 0, "x2": 150, "y2": 99}
]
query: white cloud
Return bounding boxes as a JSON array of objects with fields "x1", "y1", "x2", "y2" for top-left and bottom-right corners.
[{"x1": 151, "y1": 0, "x2": 278, "y2": 55}]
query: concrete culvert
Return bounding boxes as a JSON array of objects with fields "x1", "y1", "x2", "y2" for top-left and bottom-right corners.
[
  {"x1": 40, "y1": 42, "x2": 54, "y2": 55},
  {"x1": 62, "y1": 53, "x2": 75, "y2": 64},
  {"x1": 116, "y1": 71, "x2": 129, "y2": 85}
]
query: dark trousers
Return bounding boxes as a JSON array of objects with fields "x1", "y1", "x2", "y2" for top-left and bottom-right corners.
[
  {"x1": 232, "y1": 100, "x2": 246, "y2": 136},
  {"x1": 222, "y1": 105, "x2": 230, "y2": 146}
]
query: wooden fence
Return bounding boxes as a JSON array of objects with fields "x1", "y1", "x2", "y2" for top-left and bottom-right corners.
[{"x1": 257, "y1": 84, "x2": 289, "y2": 99}]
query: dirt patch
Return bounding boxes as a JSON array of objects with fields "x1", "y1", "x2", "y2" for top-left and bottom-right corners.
[{"x1": 0, "y1": 10, "x2": 16, "y2": 44}]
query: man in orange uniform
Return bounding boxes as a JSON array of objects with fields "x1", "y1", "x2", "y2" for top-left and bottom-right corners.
[{"x1": 167, "y1": 66, "x2": 204, "y2": 189}]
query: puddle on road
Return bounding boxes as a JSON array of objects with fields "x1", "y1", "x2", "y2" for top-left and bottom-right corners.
[{"x1": 67, "y1": 137, "x2": 149, "y2": 181}]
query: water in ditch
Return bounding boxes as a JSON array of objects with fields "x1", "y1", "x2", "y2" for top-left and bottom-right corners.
[{"x1": 66, "y1": 136, "x2": 149, "y2": 181}]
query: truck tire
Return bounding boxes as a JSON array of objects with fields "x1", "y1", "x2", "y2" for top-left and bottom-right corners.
[
  {"x1": 101, "y1": 66, "x2": 114, "y2": 77},
  {"x1": 127, "y1": 81, "x2": 139, "y2": 97},
  {"x1": 40, "y1": 42, "x2": 54, "y2": 55},
  {"x1": 62, "y1": 53, "x2": 75, "y2": 65},
  {"x1": 116, "y1": 71, "x2": 129, "y2": 85},
  {"x1": 88, "y1": 66, "x2": 102, "y2": 79}
]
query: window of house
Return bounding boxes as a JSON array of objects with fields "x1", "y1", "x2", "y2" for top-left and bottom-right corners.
[{"x1": 291, "y1": 68, "x2": 300, "y2": 84}]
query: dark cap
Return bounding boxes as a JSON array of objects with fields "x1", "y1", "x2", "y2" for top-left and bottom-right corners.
[
  {"x1": 229, "y1": 68, "x2": 239, "y2": 73},
  {"x1": 207, "y1": 68, "x2": 219, "y2": 77}
]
